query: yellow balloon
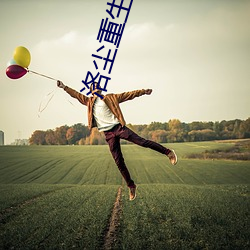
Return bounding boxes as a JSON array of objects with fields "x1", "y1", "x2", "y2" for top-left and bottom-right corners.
[{"x1": 13, "y1": 46, "x2": 31, "y2": 68}]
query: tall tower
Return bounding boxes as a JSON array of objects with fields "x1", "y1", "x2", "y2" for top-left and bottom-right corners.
[{"x1": 0, "y1": 131, "x2": 4, "y2": 146}]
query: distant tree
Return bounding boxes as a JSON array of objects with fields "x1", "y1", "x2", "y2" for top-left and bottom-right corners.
[
  {"x1": 66, "y1": 127, "x2": 75, "y2": 145},
  {"x1": 29, "y1": 130, "x2": 46, "y2": 145},
  {"x1": 66, "y1": 123, "x2": 90, "y2": 145},
  {"x1": 78, "y1": 138, "x2": 86, "y2": 145},
  {"x1": 168, "y1": 119, "x2": 182, "y2": 131},
  {"x1": 225, "y1": 120, "x2": 235, "y2": 132},
  {"x1": 29, "y1": 118, "x2": 250, "y2": 145},
  {"x1": 147, "y1": 121, "x2": 167, "y2": 131},
  {"x1": 213, "y1": 121, "x2": 221, "y2": 139},
  {"x1": 217, "y1": 119, "x2": 242, "y2": 140},
  {"x1": 140, "y1": 126, "x2": 150, "y2": 140},
  {"x1": 188, "y1": 129, "x2": 216, "y2": 141},
  {"x1": 133, "y1": 124, "x2": 148, "y2": 133},
  {"x1": 85, "y1": 136, "x2": 90, "y2": 145},
  {"x1": 189, "y1": 121, "x2": 204, "y2": 131},
  {"x1": 55, "y1": 125, "x2": 69, "y2": 145},
  {"x1": 150, "y1": 130, "x2": 168, "y2": 143},
  {"x1": 87, "y1": 128, "x2": 106, "y2": 145},
  {"x1": 45, "y1": 129, "x2": 57, "y2": 145},
  {"x1": 74, "y1": 123, "x2": 90, "y2": 143},
  {"x1": 181, "y1": 122, "x2": 189, "y2": 142},
  {"x1": 239, "y1": 118, "x2": 250, "y2": 138},
  {"x1": 167, "y1": 119, "x2": 184, "y2": 142}
]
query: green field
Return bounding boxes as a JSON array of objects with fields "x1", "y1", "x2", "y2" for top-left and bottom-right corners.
[{"x1": 0, "y1": 141, "x2": 249, "y2": 249}]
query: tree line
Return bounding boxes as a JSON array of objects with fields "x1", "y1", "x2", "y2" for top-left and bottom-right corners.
[{"x1": 29, "y1": 118, "x2": 250, "y2": 145}]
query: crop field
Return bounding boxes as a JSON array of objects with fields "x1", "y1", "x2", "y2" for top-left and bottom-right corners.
[{"x1": 0, "y1": 141, "x2": 249, "y2": 249}]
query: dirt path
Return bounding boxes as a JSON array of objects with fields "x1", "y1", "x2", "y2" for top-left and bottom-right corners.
[{"x1": 103, "y1": 186, "x2": 123, "y2": 250}]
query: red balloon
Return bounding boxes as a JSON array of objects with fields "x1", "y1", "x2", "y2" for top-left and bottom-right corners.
[{"x1": 6, "y1": 65, "x2": 27, "y2": 79}]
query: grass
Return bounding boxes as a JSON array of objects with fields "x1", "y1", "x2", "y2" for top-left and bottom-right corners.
[
  {"x1": 0, "y1": 141, "x2": 250, "y2": 249},
  {"x1": 0, "y1": 145, "x2": 121, "y2": 185},
  {"x1": 0, "y1": 184, "x2": 118, "y2": 249},
  {"x1": 120, "y1": 184, "x2": 250, "y2": 250},
  {"x1": 186, "y1": 140, "x2": 250, "y2": 161}
]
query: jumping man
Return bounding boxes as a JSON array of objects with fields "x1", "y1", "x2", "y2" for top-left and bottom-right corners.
[{"x1": 57, "y1": 81, "x2": 177, "y2": 201}]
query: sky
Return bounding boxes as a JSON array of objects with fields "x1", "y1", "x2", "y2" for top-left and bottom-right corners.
[{"x1": 0, "y1": 0, "x2": 249, "y2": 144}]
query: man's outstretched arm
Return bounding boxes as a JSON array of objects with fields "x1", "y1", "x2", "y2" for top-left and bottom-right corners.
[
  {"x1": 116, "y1": 88, "x2": 153, "y2": 103},
  {"x1": 57, "y1": 80, "x2": 89, "y2": 106}
]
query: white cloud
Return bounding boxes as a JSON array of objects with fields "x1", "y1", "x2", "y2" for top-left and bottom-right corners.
[
  {"x1": 33, "y1": 31, "x2": 89, "y2": 54},
  {"x1": 60, "y1": 31, "x2": 78, "y2": 44},
  {"x1": 30, "y1": 31, "x2": 100, "y2": 81},
  {"x1": 125, "y1": 22, "x2": 155, "y2": 39}
]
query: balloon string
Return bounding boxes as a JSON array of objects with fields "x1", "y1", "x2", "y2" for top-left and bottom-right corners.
[
  {"x1": 28, "y1": 69, "x2": 58, "y2": 81},
  {"x1": 67, "y1": 99, "x2": 75, "y2": 106},
  {"x1": 38, "y1": 88, "x2": 58, "y2": 118}
]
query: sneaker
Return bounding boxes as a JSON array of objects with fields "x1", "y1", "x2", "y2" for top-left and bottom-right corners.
[
  {"x1": 129, "y1": 185, "x2": 137, "y2": 201},
  {"x1": 168, "y1": 150, "x2": 178, "y2": 165}
]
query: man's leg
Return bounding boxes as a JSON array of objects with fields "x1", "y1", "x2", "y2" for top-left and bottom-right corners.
[
  {"x1": 119, "y1": 126, "x2": 171, "y2": 154},
  {"x1": 118, "y1": 125, "x2": 177, "y2": 165},
  {"x1": 104, "y1": 131, "x2": 135, "y2": 188}
]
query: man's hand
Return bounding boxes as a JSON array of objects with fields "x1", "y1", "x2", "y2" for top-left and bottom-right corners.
[
  {"x1": 57, "y1": 80, "x2": 65, "y2": 89},
  {"x1": 145, "y1": 89, "x2": 152, "y2": 95}
]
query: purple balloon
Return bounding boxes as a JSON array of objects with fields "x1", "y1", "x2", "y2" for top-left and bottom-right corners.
[{"x1": 6, "y1": 65, "x2": 27, "y2": 79}]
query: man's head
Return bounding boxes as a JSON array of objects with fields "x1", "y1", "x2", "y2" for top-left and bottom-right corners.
[{"x1": 90, "y1": 82, "x2": 102, "y2": 96}]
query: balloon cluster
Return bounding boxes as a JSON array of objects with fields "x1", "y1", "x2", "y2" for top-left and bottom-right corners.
[{"x1": 6, "y1": 46, "x2": 31, "y2": 79}]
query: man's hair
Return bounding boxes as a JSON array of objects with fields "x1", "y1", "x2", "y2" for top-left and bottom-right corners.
[{"x1": 90, "y1": 82, "x2": 101, "y2": 92}]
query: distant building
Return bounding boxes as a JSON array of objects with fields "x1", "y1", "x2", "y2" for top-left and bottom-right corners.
[{"x1": 0, "y1": 131, "x2": 4, "y2": 145}]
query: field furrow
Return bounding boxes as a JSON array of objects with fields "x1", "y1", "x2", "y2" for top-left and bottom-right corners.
[
  {"x1": 0, "y1": 185, "x2": 119, "y2": 249},
  {"x1": 0, "y1": 185, "x2": 75, "y2": 224},
  {"x1": 119, "y1": 184, "x2": 250, "y2": 250}
]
